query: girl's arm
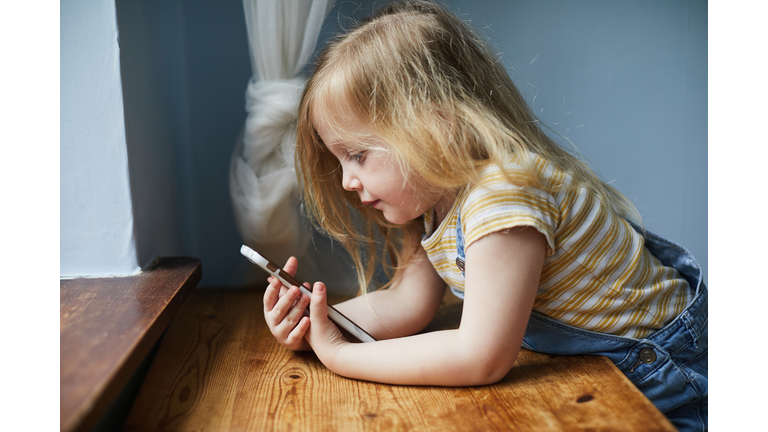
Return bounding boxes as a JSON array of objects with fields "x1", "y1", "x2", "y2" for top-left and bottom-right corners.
[
  {"x1": 304, "y1": 226, "x2": 547, "y2": 386},
  {"x1": 263, "y1": 242, "x2": 447, "y2": 350},
  {"x1": 331, "y1": 247, "x2": 448, "y2": 340}
]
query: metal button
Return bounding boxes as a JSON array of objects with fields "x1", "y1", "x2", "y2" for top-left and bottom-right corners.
[
  {"x1": 456, "y1": 257, "x2": 465, "y2": 273},
  {"x1": 639, "y1": 348, "x2": 657, "y2": 364},
  {"x1": 629, "y1": 348, "x2": 657, "y2": 373}
]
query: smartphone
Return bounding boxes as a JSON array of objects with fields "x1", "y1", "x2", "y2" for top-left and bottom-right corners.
[{"x1": 240, "y1": 245, "x2": 376, "y2": 343}]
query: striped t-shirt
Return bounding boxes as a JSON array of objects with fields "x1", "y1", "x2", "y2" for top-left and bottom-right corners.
[{"x1": 420, "y1": 156, "x2": 692, "y2": 339}]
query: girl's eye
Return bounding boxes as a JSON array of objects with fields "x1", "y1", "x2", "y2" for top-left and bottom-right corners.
[{"x1": 348, "y1": 151, "x2": 366, "y2": 163}]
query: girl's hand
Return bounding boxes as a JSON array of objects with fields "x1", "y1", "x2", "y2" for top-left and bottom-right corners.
[
  {"x1": 304, "y1": 281, "x2": 349, "y2": 368},
  {"x1": 263, "y1": 257, "x2": 311, "y2": 351}
]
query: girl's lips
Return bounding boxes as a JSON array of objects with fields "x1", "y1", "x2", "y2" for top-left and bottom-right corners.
[{"x1": 363, "y1": 199, "x2": 381, "y2": 208}]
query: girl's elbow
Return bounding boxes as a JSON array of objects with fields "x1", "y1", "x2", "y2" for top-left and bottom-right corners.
[
  {"x1": 463, "y1": 352, "x2": 518, "y2": 386},
  {"x1": 473, "y1": 363, "x2": 513, "y2": 386}
]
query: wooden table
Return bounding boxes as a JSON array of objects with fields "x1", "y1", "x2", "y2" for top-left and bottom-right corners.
[
  {"x1": 124, "y1": 287, "x2": 676, "y2": 431},
  {"x1": 61, "y1": 258, "x2": 202, "y2": 432}
]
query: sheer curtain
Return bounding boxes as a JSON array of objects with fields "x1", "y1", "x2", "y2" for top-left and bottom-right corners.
[{"x1": 230, "y1": 0, "x2": 356, "y2": 291}]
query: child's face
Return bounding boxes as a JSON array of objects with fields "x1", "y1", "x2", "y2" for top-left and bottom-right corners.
[{"x1": 313, "y1": 112, "x2": 448, "y2": 225}]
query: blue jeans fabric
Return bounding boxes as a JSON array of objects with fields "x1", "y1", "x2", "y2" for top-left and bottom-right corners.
[{"x1": 455, "y1": 216, "x2": 708, "y2": 431}]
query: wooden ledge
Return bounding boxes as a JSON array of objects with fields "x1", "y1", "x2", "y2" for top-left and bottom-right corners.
[{"x1": 60, "y1": 257, "x2": 202, "y2": 432}]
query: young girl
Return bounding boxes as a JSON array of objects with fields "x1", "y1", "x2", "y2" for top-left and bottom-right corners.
[{"x1": 262, "y1": 1, "x2": 707, "y2": 430}]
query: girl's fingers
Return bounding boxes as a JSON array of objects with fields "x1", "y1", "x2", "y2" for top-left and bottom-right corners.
[
  {"x1": 267, "y1": 257, "x2": 306, "y2": 298},
  {"x1": 283, "y1": 256, "x2": 299, "y2": 277},
  {"x1": 266, "y1": 286, "x2": 301, "y2": 325},
  {"x1": 262, "y1": 258, "x2": 315, "y2": 350},
  {"x1": 265, "y1": 275, "x2": 293, "y2": 305},
  {"x1": 263, "y1": 276, "x2": 281, "y2": 311},
  {"x1": 267, "y1": 276, "x2": 289, "y2": 298},
  {"x1": 277, "y1": 292, "x2": 310, "y2": 332},
  {"x1": 305, "y1": 281, "x2": 346, "y2": 349},
  {"x1": 308, "y1": 282, "x2": 329, "y2": 324},
  {"x1": 285, "y1": 316, "x2": 310, "y2": 347}
]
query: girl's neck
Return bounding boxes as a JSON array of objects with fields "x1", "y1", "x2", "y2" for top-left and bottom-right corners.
[{"x1": 433, "y1": 189, "x2": 458, "y2": 227}]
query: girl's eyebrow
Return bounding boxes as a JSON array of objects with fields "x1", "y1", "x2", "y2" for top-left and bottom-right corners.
[
  {"x1": 324, "y1": 135, "x2": 361, "y2": 152},
  {"x1": 323, "y1": 139, "x2": 351, "y2": 160}
]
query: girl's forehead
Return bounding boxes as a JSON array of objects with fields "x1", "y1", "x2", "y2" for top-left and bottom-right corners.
[
  {"x1": 310, "y1": 96, "x2": 358, "y2": 126},
  {"x1": 311, "y1": 101, "x2": 374, "y2": 145},
  {"x1": 311, "y1": 110, "x2": 343, "y2": 149}
]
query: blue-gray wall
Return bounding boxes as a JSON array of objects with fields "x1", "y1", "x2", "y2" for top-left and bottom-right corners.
[
  {"x1": 115, "y1": 0, "x2": 361, "y2": 286},
  {"x1": 454, "y1": 0, "x2": 708, "y2": 282},
  {"x1": 116, "y1": 0, "x2": 253, "y2": 287},
  {"x1": 63, "y1": 0, "x2": 706, "y2": 286}
]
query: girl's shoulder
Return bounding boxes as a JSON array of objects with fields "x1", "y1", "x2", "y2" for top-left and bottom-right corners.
[
  {"x1": 459, "y1": 156, "x2": 561, "y2": 256},
  {"x1": 469, "y1": 154, "x2": 568, "y2": 195}
]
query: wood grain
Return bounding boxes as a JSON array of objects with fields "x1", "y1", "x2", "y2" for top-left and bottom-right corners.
[
  {"x1": 61, "y1": 257, "x2": 202, "y2": 432},
  {"x1": 124, "y1": 287, "x2": 676, "y2": 431}
]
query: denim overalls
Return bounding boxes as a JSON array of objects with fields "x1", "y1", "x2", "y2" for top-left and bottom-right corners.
[{"x1": 455, "y1": 215, "x2": 708, "y2": 431}]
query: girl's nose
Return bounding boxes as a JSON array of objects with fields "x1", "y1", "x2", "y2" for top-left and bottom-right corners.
[{"x1": 342, "y1": 170, "x2": 362, "y2": 191}]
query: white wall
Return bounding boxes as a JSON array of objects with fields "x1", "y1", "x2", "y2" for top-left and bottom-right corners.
[{"x1": 60, "y1": 0, "x2": 139, "y2": 277}]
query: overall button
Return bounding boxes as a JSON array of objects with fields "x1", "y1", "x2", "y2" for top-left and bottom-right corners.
[
  {"x1": 629, "y1": 348, "x2": 657, "y2": 373},
  {"x1": 456, "y1": 257, "x2": 465, "y2": 273},
  {"x1": 639, "y1": 348, "x2": 657, "y2": 364}
]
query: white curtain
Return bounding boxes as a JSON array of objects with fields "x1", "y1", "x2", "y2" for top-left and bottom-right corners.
[{"x1": 230, "y1": 0, "x2": 355, "y2": 291}]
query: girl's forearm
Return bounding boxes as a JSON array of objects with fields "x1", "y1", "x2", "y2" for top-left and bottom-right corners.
[
  {"x1": 327, "y1": 329, "x2": 520, "y2": 386},
  {"x1": 333, "y1": 248, "x2": 446, "y2": 340},
  {"x1": 333, "y1": 289, "x2": 438, "y2": 340}
]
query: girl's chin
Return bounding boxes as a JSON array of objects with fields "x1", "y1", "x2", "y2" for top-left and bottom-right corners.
[{"x1": 381, "y1": 209, "x2": 420, "y2": 225}]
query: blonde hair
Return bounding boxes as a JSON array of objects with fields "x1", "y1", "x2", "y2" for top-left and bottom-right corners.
[{"x1": 295, "y1": 0, "x2": 641, "y2": 294}]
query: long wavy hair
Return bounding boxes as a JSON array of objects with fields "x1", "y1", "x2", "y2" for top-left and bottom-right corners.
[{"x1": 295, "y1": 0, "x2": 641, "y2": 294}]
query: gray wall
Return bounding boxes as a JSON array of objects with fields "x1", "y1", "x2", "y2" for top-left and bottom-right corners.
[
  {"x1": 449, "y1": 0, "x2": 707, "y2": 281},
  {"x1": 66, "y1": 0, "x2": 706, "y2": 286}
]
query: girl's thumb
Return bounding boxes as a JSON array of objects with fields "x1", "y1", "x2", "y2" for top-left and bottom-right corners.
[{"x1": 310, "y1": 282, "x2": 328, "y2": 318}]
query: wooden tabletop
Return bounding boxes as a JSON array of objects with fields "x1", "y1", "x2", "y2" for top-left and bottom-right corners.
[
  {"x1": 124, "y1": 287, "x2": 676, "y2": 431},
  {"x1": 61, "y1": 257, "x2": 202, "y2": 432}
]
